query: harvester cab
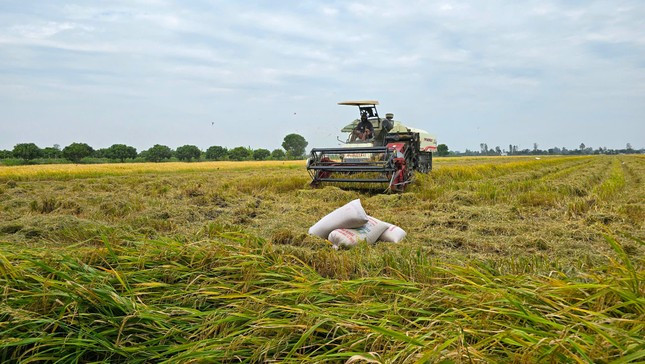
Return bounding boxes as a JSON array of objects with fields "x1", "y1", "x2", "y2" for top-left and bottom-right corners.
[
  {"x1": 307, "y1": 100, "x2": 436, "y2": 192},
  {"x1": 338, "y1": 101, "x2": 390, "y2": 146}
]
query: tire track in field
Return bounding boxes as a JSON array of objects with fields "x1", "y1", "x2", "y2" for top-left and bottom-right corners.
[
  {"x1": 413, "y1": 157, "x2": 590, "y2": 201},
  {"x1": 500, "y1": 157, "x2": 594, "y2": 192},
  {"x1": 591, "y1": 158, "x2": 626, "y2": 200},
  {"x1": 429, "y1": 157, "x2": 587, "y2": 184},
  {"x1": 619, "y1": 156, "x2": 643, "y2": 188},
  {"x1": 448, "y1": 157, "x2": 596, "y2": 204},
  {"x1": 498, "y1": 157, "x2": 611, "y2": 208},
  {"x1": 540, "y1": 158, "x2": 595, "y2": 182},
  {"x1": 508, "y1": 158, "x2": 599, "y2": 202},
  {"x1": 607, "y1": 156, "x2": 645, "y2": 228},
  {"x1": 547, "y1": 157, "x2": 611, "y2": 195},
  {"x1": 485, "y1": 157, "x2": 590, "y2": 184},
  {"x1": 564, "y1": 157, "x2": 622, "y2": 216}
]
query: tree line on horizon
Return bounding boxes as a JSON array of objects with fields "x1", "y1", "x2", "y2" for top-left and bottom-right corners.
[
  {"x1": 0, "y1": 134, "x2": 309, "y2": 165},
  {"x1": 435, "y1": 142, "x2": 642, "y2": 157},
  {"x1": 2, "y1": 137, "x2": 641, "y2": 165}
]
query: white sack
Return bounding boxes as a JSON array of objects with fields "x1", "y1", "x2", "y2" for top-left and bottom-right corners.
[
  {"x1": 308, "y1": 199, "x2": 368, "y2": 239},
  {"x1": 328, "y1": 216, "x2": 389, "y2": 249},
  {"x1": 379, "y1": 224, "x2": 407, "y2": 243}
]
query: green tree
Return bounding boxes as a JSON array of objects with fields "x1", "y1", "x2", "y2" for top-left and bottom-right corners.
[
  {"x1": 42, "y1": 146, "x2": 62, "y2": 159},
  {"x1": 175, "y1": 145, "x2": 201, "y2": 162},
  {"x1": 62, "y1": 143, "x2": 94, "y2": 163},
  {"x1": 105, "y1": 144, "x2": 137, "y2": 162},
  {"x1": 94, "y1": 148, "x2": 108, "y2": 158},
  {"x1": 12, "y1": 143, "x2": 43, "y2": 161},
  {"x1": 437, "y1": 144, "x2": 449, "y2": 157},
  {"x1": 228, "y1": 146, "x2": 251, "y2": 161},
  {"x1": 0, "y1": 150, "x2": 12, "y2": 159},
  {"x1": 270, "y1": 149, "x2": 285, "y2": 160},
  {"x1": 205, "y1": 146, "x2": 228, "y2": 160},
  {"x1": 42, "y1": 147, "x2": 62, "y2": 159},
  {"x1": 143, "y1": 144, "x2": 173, "y2": 162},
  {"x1": 253, "y1": 148, "x2": 270, "y2": 160},
  {"x1": 281, "y1": 133, "x2": 308, "y2": 158}
]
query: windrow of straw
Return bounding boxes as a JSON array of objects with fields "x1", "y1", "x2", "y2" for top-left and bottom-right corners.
[
  {"x1": 411, "y1": 156, "x2": 590, "y2": 200},
  {"x1": 1, "y1": 230, "x2": 643, "y2": 363}
]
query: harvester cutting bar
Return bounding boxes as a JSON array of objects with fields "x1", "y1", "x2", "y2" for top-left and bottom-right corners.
[
  {"x1": 310, "y1": 147, "x2": 389, "y2": 154},
  {"x1": 316, "y1": 178, "x2": 391, "y2": 183},
  {"x1": 308, "y1": 165, "x2": 391, "y2": 171},
  {"x1": 307, "y1": 146, "x2": 397, "y2": 187}
]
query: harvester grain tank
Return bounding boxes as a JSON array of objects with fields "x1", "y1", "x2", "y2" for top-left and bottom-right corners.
[{"x1": 306, "y1": 100, "x2": 437, "y2": 191}]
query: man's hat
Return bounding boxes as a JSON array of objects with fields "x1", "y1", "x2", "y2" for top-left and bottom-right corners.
[{"x1": 385, "y1": 113, "x2": 394, "y2": 119}]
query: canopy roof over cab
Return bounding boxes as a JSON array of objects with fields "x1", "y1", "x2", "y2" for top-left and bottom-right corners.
[{"x1": 338, "y1": 100, "x2": 379, "y2": 106}]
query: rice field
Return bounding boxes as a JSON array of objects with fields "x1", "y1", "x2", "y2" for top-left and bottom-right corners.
[
  {"x1": 0, "y1": 160, "x2": 304, "y2": 181},
  {"x1": 0, "y1": 155, "x2": 643, "y2": 363}
]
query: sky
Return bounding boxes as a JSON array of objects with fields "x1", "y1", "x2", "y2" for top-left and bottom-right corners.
[{"x1": 0, "y1": 0, "x2": 644, "y2": 153}]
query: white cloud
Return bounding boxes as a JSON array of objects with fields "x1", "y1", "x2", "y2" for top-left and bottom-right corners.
[
  {"x1": 9, "y1": 21, "x2": 95, "y2": 39},
  {"x1": 321, "y1": 6, "x2": 339, "y2": 16}
]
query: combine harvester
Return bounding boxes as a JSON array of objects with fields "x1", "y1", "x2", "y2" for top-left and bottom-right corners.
[{"x1": 306, "y1": 100, "x2": 437, "y2": 191}]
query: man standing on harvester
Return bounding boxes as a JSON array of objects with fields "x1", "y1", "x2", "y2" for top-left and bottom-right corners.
[{"x1": 352, "y1": 111, "x2": 374, "y2": 141}]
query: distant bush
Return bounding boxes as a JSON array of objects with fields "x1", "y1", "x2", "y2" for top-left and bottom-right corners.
[
  {"x1": 229, "y1": 147, "x2": 251, "y2": 161},
  {"x1": 12, "y1": 143, "x2": 42, "y2": 162},
  {"x1": 437, "y1": 144, "x2": 449, "y2": 157},
  {"x1": 253, "y1": 149, "x2": 270, "y2": 161},
  {"x1": 105, "y1": 144, "x2": 137, "y2": 162},
  {"x1": 94, "y1": 148, "x2": 108, "y2": 158},
  {"x1": 205, "y1": 146, "x2": 228, "y2": 161},
  {"x1": 176, "y1": 145, "x2": 201, "y2": 162},
  {"x1": 142, "y1": 145, "x2": 173, "y2": 162},
  {"x1": 80, "y1": 157, "x2": 112, "y2": 164},
  {"x1": 41, "y1": 147, "x2": 62, "y2": 159},
  {"x1": 286, "y1": 151, "x2": 307, "y2": 160},
  {"x1": 31, "y1": 158, "x2": 69, "y2": 165},
  {"x1": 63, "y1": 143, "x2": 94, "y2": 163},
  {"x1": 270, "y1": 149, "x2": 285, "y2": 160},
  {"x1": 0, "y1": 158, "x2": 24, "y2": 166}
]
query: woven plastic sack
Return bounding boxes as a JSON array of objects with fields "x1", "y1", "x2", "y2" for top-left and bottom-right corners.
[
  {"x1": 328, "y1": 216, "x2": 389, "y2": 249},
  {"x1": 379, "y1": 224, "x2": 407, "y2": 243},
  {"x1": 308, "y1": 199, "x2": 368, "y2": 239}
]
